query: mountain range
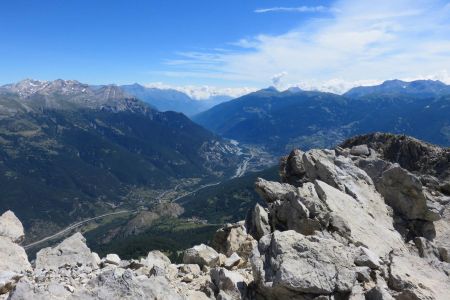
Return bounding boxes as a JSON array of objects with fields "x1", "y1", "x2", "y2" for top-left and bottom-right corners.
[
  {"x1": 121, "y1": 83, "x2": 232, "y2": 116},
  {"x1": 0, "y1": 79, "x2": 242, "y2": 240},
  {"x1": 194, "y1": 79, "x2": 450, "y2": 154},
  {"x1": 2, "y1": 77, "x2": 450, "y2": 252}
]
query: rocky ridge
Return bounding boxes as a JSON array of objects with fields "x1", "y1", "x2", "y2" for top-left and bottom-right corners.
[
  {"x1": 1, "y1": 133, "x2": 450, "y2": 299},
  {"x1": 0, "y1": 79, "x2": 152, "y2": 114}
]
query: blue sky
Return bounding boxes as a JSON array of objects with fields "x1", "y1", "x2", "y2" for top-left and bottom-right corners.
[{"x1": 2, "y1": 0, "x2": 450, "y2": 94}]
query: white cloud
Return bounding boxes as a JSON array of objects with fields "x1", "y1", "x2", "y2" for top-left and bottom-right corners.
[
  {"x1": 163, "y1": 0, "x2": 450, "y2": 93},
  {"x1": 144, "y1": 82, "x2": 257, "y2": 100},
  {"x1": 254, "y1": 6, "x2": 333, "y2": 14},
  {"x1": 271, "y1": 72, "x2": 287, "y2": 87},
  {"x1": 283, "y1": 70, "x2": 450, "y2": 94}
]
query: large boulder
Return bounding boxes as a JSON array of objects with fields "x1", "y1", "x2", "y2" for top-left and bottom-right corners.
[
  {"x1": 0, "y1": 237, "x2": 31, "y2": 274},
  {"x1": 0, "y1": 210, "x2": 30, "y2": 294},
  {"x1": 254, "y1": 179, "x2": 298, "y2": 203},
  {"x1": 211, "y1": 222, "x2": 256, "y2": 262},
  {"x1": 210, "y1": 267, "x2": 248, "y2": 300},
  {"x1": 144, "y1": 250, "x2": 171, "y2": 269},
  {"x1": 0, "y1": 211, "x2": 25, "y2": 243},
  {"x1": 350, "y1": 144, "x2": 370, "y2": 156},
  {"x1": 104, "y1": 254, "x2": 121, "y2": 266},
  {"x1": 379, "y1": 165, "x2": 443, "y2": 222},
  {"x1": 257, "y1": 178, "x2": 328, "y2": 236},
  {"x1": 0, "y1": 211, "x2": 30, "y2": 275},
  {"x1": 388, "y1": 250, "x2": 450, "y2": 300},
  {"x1": 183, "y1": 244, "x2": 220, "y2": 269},
  {"x1": 245, "y1": 203, "x2": 270, "y2": 240},
  {"x1": 251, "y1": 230, "x2": 356, "y2": 298},
  {"x1": 35, "y1": 232, "x2": 97, "y2": 270}
]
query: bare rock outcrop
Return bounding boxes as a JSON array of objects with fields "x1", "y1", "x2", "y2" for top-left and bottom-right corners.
[
  {"x1": 0, "y1": 211, "x2": 30, "y2": 297},
  {"x1": 251, "y1": 230, "x2": 357, "y2": 298},
  {"x1": 0, "y1": 210, "x2": 25, "y2": 243},
  {"x1": 212, "y1": 222, "x2": 257, "y2": 262},
  {"x1": 250, "y1": 133, "x2": 450, "y2": 299},
  {"x1": 183, "y1": 244, "x2": 221, "y2": 269},
  {"x1": 245, "y1": 204, "x2": 270, "y2": 240},
  {"x1": 35, "y1": 232, "x2": 98, "y2": 270}
]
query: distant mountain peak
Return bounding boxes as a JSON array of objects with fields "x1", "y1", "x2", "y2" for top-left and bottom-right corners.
[
  {"x1": 344, "y1": 79, "x2": 450, "y2": 98},
  {"x1": 250, "y1": 86, "x2": 280, "y2": 96},
  {"x1": 264, "y1": 86, "x2": 278, "y2": 92},
  {"x1": 0, "y1": 79, "x2": 151, "y2": 114},
  {"x1": 1, "y1": 79, "x2": 89, "y2": 98},
  {"x1": 287, "y1": 86, "x2": 303, "y2": 93}
]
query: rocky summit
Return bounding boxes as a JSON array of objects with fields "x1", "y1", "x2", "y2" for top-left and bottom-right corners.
[{"x1": 1, "y1": 133, "x2": 450, "y2": 299}]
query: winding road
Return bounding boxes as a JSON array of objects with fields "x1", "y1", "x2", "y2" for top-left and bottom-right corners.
[
  {"x1": 24, "y1": 152, "x2": 256, "y2": 251},
  {"x1": 23, "y1": 210, "x2": 135, "y2": 250},
  {"x1": 172, "y1": 181, "x2": 222, "y2": 203}
]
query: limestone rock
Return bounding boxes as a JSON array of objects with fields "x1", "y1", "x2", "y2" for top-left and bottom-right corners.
[
  {"x1": 255, "y1": 178, "x2": 298, "y2": 203},
  {"x1": 182, "y1": 273, "x2": 194, "y2": 283},
  {"x1": 350, "y1": 144, "x2": 370, "y2": 156},
  {"x1": 0, "y1": 211, "x2": 30, "y2": 274},
  {"x1": 183, "y1": 244, "x2": 220, "y2": 268},
  {"x1": 92, "y1": 252, "x2": 101, "y2": 267},
  {"x1": 105, "y1": 254, "x2": 121, "y2": 266},
  {"x1": 245, "y1": 203, "x2": 270, "y2": 240},
  {"x1": 286, "y1": 149, "x2": 306, "y2": 176},
  {"x1": 0, "y1": 211, "x2": 25, "y2": 243},
  {"x1": 388, "y1": 250, "x2": 450, "y2": 300},
  {"x1": 341, "y1": 133, "x2": 450, "y2": 180},
  {"x1": 251, "y1": 230, "x2": 356, "y2": 297},
  {"x1": 354, "y1": 247, "x2": 381, "y2": 269},
  {"x1": 144, "y1": 250, "x2": 170, "y2": 269},
  {"x1": 354, "y1": 266, "x2": 371, "y2": 283},
  {"x1": 365, "y1": 286, "x2": 394, "y2": 300},
  {"x1": 224, "y1": 253, "x2": 241, "y2": 269},
  {"x1": 302, "y1": 149, "x2": 344, "y2": 191},
  {"x1": 380, "y1": 165, "x2": 442, "y2": 221},
  {"x1": 212, "y1": 223, "x2": 256, "y2": 261},
  {"x1": 430, "y1": 201, "x2": 450, "y2": 262},
  {"x1": 0, "y1": 237, "x2": 30, "y2": 273},
  {"x1": 414, "y1": 237, "x2": 444, "y2": 262},
  {"x1": 178, "y1": 264, "x2": 201, "y2": 276},
  {"x1": 0, "y1": 272, "x2": 22, "y2": 295},
  {"x1": 35, "y1": 232, "x2": 96, "y2": 270},
  {"x1": 210, "y1": 267, "x2": 247, "y2": 300},
  {"x1": 349, "y1": 284, "x2": 367, "y2": 300},
  {"x1": 184, "y1": 290, "x2": 211, "y2": 300},
  {"x1": 314, "y1": 180, "x2": 404, "y2": 257},
  {"x1": 254, "y1": 179, "x2": 327, "y2": 237}
]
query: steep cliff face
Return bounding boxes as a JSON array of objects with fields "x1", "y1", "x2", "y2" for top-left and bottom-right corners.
[{"x1": 1, "y1": 134, "x2": 450, "y2": 299}]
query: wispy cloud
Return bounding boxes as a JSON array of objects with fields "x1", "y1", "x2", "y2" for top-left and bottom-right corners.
[
  {"x1": 254, "y1": 6, "x2": 333, "y2": 14},
  {"x1": 144, "y1": 82, "x2": 257, "y2": 100},
  {"x1": 271, "y1": 72, "x2": 287, "y2": 87},
  {"x1": 162, "y1": 0, "x2": 450, "y2": 93}
]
